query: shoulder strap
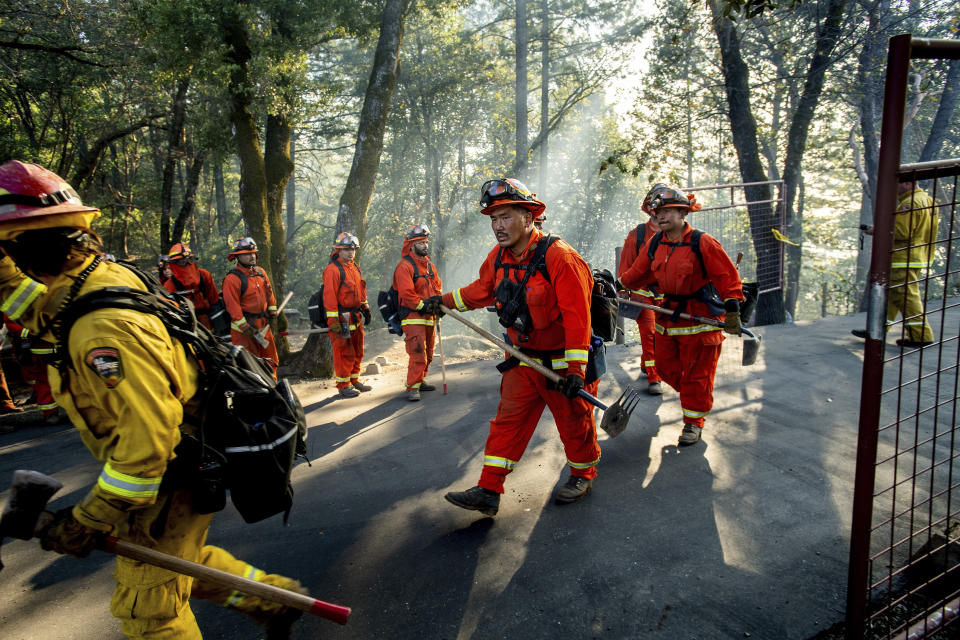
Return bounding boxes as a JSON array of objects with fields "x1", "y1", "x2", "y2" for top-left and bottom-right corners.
[
  {"x1": 403, "y1": 254, "x2": 420, "y2": 280},
  {"x1": 227, "y1": 268, "x2": 248, "y2": 297},
  {"x1": 530, "y1": 234, "x2": 561, "y2": 282},
  {"x1": 635, "y1": 223, "x2": 646, "y2": 258}
]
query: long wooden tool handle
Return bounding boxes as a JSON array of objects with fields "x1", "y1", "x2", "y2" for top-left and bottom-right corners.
[
  {"x1": 102, "y1": 537, "x2": 351, "y2": 625},
  {"x1": 436, "y1": 317, "x2": 448, "y2": 394},
  {"x1": 618, "y1": 298, "x2": 756, "y2": 339},
  {"x1": 276, "y1": 291, "x2": 295, "y2": 315},
  {"x1": 281, "y1": 328, "x2": 330, "y2": 335},
  {"x1": 439, "y1": 305, "x2": 607, "y2": 410}
]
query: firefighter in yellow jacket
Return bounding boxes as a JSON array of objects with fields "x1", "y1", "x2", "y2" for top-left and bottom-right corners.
[
  {"x1": 0, "y1": 160, "x2": 304, "y2": 639},
  {"x1": 854, "y1": 179, "x2": 938, "y2": 347}
]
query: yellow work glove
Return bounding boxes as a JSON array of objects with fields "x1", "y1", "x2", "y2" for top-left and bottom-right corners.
[
  {"x1": 724, "y1": 311, "x2": 741, "y2": 336},
  {"x1": 38, "y1": 507, "x2": 101, "y2": 558}
]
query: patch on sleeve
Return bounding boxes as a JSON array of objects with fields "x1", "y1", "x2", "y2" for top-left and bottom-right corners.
[{"x1": 84, "y1": 348, "x2": 125, "y2": 388}]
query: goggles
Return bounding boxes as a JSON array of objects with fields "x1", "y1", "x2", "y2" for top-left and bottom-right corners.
[
  {"x1": 479, "y1": 178, "x2": 535, "y2": 208},
  {"x1": 0, "y1": 186, "x2": 84, "y2": 209},
  {"x1": 334, "y1": 232, "x2": 360, "y2": 249},
  {"x1": 406, "y1": 223, "x2": 430, "y2": 240}
]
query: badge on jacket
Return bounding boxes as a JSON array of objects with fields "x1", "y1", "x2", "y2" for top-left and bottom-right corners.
[{"x1": 85, "y1": 347, "x2": 125, "y2": 388}]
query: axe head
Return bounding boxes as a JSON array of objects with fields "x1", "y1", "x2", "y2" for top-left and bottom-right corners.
[{"x1": 1, "y1": 470, "x2": 63, "y2": 541}]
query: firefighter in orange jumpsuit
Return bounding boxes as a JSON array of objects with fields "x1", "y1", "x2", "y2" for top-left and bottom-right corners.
[
  {"x1": 163, "y1": 243, "x2": 220, "y2": 329},
  {"x1": 3, "y1": 315, "x2": 60, "y2": 423},
  {"x1": 423, "y1": 178, "x2": 601, "y2": 515},
  {"x1": 323, "y1": 232, "x2": 371, "y2": 398},
  {"x1": 0, "y1": 160, "x2": 304, "y2": 639},
  {"x1": 392, "y1": 223, "x2": 443, "y2": 402},
  {"x1": 222, "y1": 237, "x2": 279, "y2": 373},
  {"x1": 619, "y1": 184, "x2": 743, "y2": 446},
  {"x1": 618, "y1": 187, "x2": 669, "y2": 395}
]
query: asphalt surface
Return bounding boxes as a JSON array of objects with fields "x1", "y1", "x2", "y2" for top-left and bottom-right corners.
[{"x1": 0, "y1": 311, "x2": 877, "y2": 639}]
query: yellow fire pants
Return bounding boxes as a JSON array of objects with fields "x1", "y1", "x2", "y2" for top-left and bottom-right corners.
[
  {"x1": 887, "y1": 268, "x2": 934, "y2": 343},
  {"x1": 109, "y1": 489, "x2": 299, "y2": 639}
]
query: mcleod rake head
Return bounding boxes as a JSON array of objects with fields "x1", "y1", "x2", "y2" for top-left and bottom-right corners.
[{"x1": 599, "y1": 386, "x2": 643, "y2": 438}]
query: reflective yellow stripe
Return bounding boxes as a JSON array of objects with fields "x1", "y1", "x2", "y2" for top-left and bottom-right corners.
[
  {"x1": 483, "y1": 455, "x2": 518, "y2": 470},
  {"x1": 231, "y1": 319, "x2": 248, "y2": 330},
  {"x1": 415, "y1": 300, "x2": 425, "y2": 310},
  {"x1": 656, "y1": 323, "x2": 722, "y2": 336},
  {"x1": 267, "y1": 305, "x2": 277, "y2": 311},
  {"x1": 31, "y1": 347, "x2": 54, "y2": 355},
  {"x1": 682, "y1": 407, "x2": 709, "y2": 419},
  {"x1": 20, "y1": 328, "x2": 29, "y2": 338},
  {"x1": 227, "y1": 564, "x2": 265, "y2": 607},
  {"x1": 401, "y1": 318, "x2": 436, "y2": 327},
  {"x1": 1, "y1": 279, "x2": 46, "y2": 320},
  {"x1": 335, "y1": 376, "x2": 351, "y2": 382},
  {"x1": 326, "y1": 311, "x2": 339, "y2": 318},
  {"x1": 408, "y1": 382, "x2": 421, "y2": 389},
  {"x1": 565, "y1": 349, "x2": 588, "y2": 363},
  {"x1": 520, "y1": 358, "x2": 567, "y2": 370},
  {"x1": 568, "y1": 455, "x2": 601, "y2": 470},
  {"x1": 96, "y1": 462, "x2": 162, "y2": 501},
  {"x1": 39, "y1": 402, "x2": 58, "y2": 410},
  {"x1": 453, "y1": 289, "x2": 467, "y2": 312},
  {"x1": 891, "y1": 261, "x2": 933, "y2": 269},
  {"x1": 643, "y1": 360, "x2": 655, "y2": 368}
]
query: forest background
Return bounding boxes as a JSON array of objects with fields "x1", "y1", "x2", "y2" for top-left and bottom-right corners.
[{"x1": 1, "y1": 0, "x2": 958, "y2": 377}]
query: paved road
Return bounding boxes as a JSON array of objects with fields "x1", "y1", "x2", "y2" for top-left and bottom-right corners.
[{"x1": 0, "y1": 312, "x2": 873, "y2": 639}]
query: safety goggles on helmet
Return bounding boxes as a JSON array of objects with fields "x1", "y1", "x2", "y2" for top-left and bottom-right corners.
[
  {"x1": 405, "y1": 223, "x2": 430, "y2": 241},
  {"x1": 333, "y1": 232, "x2": 359, "y2": 249},
  {"x1": 479, "y1": 178, "x2": 536, "y2": 209},
  {"x1": 0, "y1": 185, "x2": 83, "y2": 211},
  {"x1": 231, "y1": 237, "x2": 257, "y2": 253},
  {"x1": 168, "y1": 242, "x2": 195, "y2": 263},
  {"x1": 643, "y1": 184, "x2": 696, "y2": 212}
]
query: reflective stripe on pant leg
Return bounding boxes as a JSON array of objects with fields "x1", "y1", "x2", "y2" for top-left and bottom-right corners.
[
  {"x1": 330, "y1": 334, "x2": 354, "y2": 389},
  {"x1": 636, "y1": 305, "x2": 662, "y2": 382},
  {"x1": 676, "y1": 333, "x2": 722, "y2": 429},
  {"x1": 478, "y1": 366, "x2": 547, "y2": 493},
  {"x1": 404, "y1": 325, "x2": 428, "y2": 388},
  {"x1": 544, "y1": 377, "x2": 601, "y2": 479}
]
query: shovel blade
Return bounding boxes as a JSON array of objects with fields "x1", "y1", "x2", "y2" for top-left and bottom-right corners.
[
  {"x1": 741, "y1": 332, "x2": 761, "y2": 366},
  {"x1": 599, "y1": 386, "x2": 642, "y2": 437}
]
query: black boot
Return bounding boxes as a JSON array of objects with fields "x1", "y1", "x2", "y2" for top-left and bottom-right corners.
[
  {"x1": 555, "y1": 476, "x2": 593, "y2": 504},
  {"x1": 444, "y1": 486, "x2": 500, "y2": 516}
]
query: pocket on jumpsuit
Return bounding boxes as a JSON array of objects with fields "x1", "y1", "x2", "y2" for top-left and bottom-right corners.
[{"x1": 525, "y1": 284, "x2": 558, "y2": 329}]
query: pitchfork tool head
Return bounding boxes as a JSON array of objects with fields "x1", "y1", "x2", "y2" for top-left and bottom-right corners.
[{"x1": 599, "y1": 386, "x2": 643, "y2": 438}]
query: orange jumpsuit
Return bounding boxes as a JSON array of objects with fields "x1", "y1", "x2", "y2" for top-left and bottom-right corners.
[
  {"x1": 618, "y1": 220, "x2": 664, "y2": 383},
  {"x1": 393, "y1": 240, "x2": 442, "y2": 390},
  {"x1": 3, "y1": 317, "x2": 57, "y2": 417},
  {"x1": 441, "y1": 229, "x2": 601, "y2": 494},
  {"x1": 620, "y1": 223, "x2": 743, "y2": 429},
  {"x1": 164, "y1": 264, "x2": 219, "y2": 329},
  {"x1": 221, "y1": 265, "x2": 278, "y2": 370},
  {"x1": 322, "y1": 254, "x2": 368, "y2": 390}
]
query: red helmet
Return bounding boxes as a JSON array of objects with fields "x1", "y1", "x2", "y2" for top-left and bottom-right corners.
[
  {"x1": 333, "y1": 232, "x2": 359, "y2": 249},
  {"x1": 479, "y1": 178, "x2": 546, "y2": 217},
  {"x1": 641, "y1": 184, "x2": 701, "y2": 213},
  {"x1": 0, "y1": 161, "x2": 99, "y2": 238},
  {"x1": 405, "y1": 223, "x2": 430, "y2": 242},
  {"x1": 168, "y1": 242, "x2": 194, "y2": 261}
]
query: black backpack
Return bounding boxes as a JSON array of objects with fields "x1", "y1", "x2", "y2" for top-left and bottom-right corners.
[
  {"x1": 51, "y1": 262, "x2": 308, "y2": 524},
  {"x1": 493, "y1": 235, "x2": 619, "y2": 342},
  {"x1": 378, "y1": 255, "x2": 436, "y2": 337}
]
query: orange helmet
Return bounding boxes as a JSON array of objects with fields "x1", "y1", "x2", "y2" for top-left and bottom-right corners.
[
  {"x1": 641, "y1": 184, "x2": 701, "y2": 214},
  {"x1": 333, "y1": 232, "x2": 359, "y2": 249},
  {"x1": 228, "y1": 236, "x2": 258, "y2": 260},
  {"x1": 479, "y1": 178, "x2": 546, "y2": 217},
  {"x1": 0, "y1": 160, "x2": 99, "y2": 240},
  {"x1": 168, "y1": 242, "x2": 195, "y2": 261},
  {"x1": 405, "y1": 223, "x2": 430, "y2": 242}
]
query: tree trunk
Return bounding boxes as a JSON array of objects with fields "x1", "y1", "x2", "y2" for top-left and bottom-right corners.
[
  {"x1": 780, "y1": 0, "x2": 849, "y2": 318},
  {"x1": 291, "y1": 0, "x2": 410, "y2": 379},
  {"x1": 170, "y1": 151, "x2": 204, "y2": 244},
  {"x1": 708, "y1": 0, "x2": 782, "y2": 325},
  {"x1": 538, "y1": 0, "x2": 549, "y2": 194},
  {"x1": 214, "y1": 161, "x2": 227, "y2": 234},
  {"x1": 918, "y1": 58, "x2": 960, "y2": 163},
  {"x1": 286, "y1": 133, "x2": 297, "y2": 241},
  {"x1": 515, "y1": 0, "x2": 529, "y2": 178},
  {"x1": 161, "y1": 77, "x2": 190, "y2": 252}
]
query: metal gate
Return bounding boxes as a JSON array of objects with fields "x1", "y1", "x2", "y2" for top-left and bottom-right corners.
[{"x1": 846, "y1": 35, "x2": 960, "y2": 639}]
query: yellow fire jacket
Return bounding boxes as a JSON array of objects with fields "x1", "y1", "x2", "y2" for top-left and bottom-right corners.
[
  {"x1": 892, "y1": 188, "x2": 938, "y2": 269},
  {"x1": 0, "y1": 255, "x2": 199, "y2": 532}
]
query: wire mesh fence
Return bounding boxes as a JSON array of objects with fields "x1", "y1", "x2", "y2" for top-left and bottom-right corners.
[{"x1": 847, "y1": 34, "x2": 960, "y2": 640}]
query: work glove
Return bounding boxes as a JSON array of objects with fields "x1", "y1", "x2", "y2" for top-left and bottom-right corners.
[
  {"x1": 268, "y1": 309, "x2": 279, "y2": 317},
  {"x1": 724, "y1": 311, "x2": 742, "y2": 336},
  {"x1": 361, "y1": 307, "x2": 371, "y2": 326},
  {"x1": 328, "y1": 322, "x2": 341, "y2": 335},
  {"x1": 422, "y1": 295, "x2": 445, "y2": 317},
  {"x1": 615, "y1": 278, "x2": 627, "y2": 294},
  {"x1": 38, "y1": 508, "x2": 100, "y2": 558},
  {"x1": 556, "y1": 373, "x2": 585, "y2": 400}
]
